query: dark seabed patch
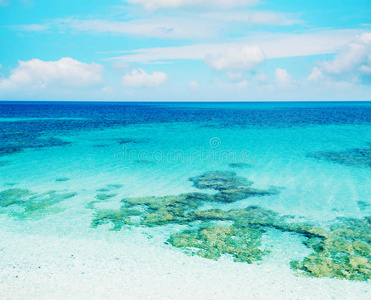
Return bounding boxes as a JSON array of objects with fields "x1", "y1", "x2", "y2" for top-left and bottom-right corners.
[
  {"x1": 189, "y1": 171, "x2": 279, "y2": 202},
  {"x1": 96, "y1": 184, "x2": 123, "y2": 192},
  {"x1": 88, "y1": 170, "x2": 371, "y2": 281},
  {"x1": 56, "y1": 177, "x2": 70, "y2": 182},
  {"x1": 357, "y1": 201, "x2": 370, "y2": 211},
  {"x1": 307, "y1": 144, "x2": 371, "y2": 168},
  {"x1": 116, "y1": 138, "x2": 149, "y2": 145},
  {"x1": 0, "y1": 137, "x2": 71, "y2": 157},
  {"x1": 0, "y1": 188, "x2": 77, "y2": 219},
  {"x1": 228, "y1": 162, "x2": 253, "y2": 169},
  {"x1": 0, "y1": 160, "x2": 10, "y2": 167},
  {"x1": 134, "y1": 159, "x2": 154, "y2": 165}
]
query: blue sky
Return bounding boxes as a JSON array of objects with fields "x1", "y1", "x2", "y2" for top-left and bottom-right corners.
[{"x1": 0, "y1": 0, "x2": 370, "y2": 101}]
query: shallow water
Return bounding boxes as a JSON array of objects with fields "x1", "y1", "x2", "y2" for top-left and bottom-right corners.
[{"x1": 0, "y1": 101, "x2": 370, "y2": 298}]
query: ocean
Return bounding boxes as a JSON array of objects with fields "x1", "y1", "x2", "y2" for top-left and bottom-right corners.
[{"x1": 0, "y1": 101, "x2": 370, "y2": 299}]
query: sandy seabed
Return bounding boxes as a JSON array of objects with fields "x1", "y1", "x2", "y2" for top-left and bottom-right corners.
[{"x1": 0, "y1": 228, "x2": 370, "y2": 300}]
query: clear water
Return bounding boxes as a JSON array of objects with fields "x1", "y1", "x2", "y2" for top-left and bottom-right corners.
[{"x1": 0, "y1": 101, "x2": 370, "y2": 298}]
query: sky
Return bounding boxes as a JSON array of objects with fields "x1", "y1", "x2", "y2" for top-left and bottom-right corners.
[{"x1": 0, "y1": 0, "x2": 370, "y2": 101}]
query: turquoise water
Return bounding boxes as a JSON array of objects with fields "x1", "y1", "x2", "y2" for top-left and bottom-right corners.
[{"x1": 0, "y1": 101, "x2": 370, "y2": 297}]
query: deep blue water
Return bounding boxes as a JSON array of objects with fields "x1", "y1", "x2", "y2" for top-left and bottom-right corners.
[{"x1": 1, "y1": 101, "x2": 371, "y2": 156}]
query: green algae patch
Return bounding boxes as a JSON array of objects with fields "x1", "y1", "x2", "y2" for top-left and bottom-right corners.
[
  {"x1": 90, "y1": 192, "x2": 211, "y2": 229},
  {"x1": 87, "y1": 170, "x2": 371, "y2": 281},
  {"x1": 168, "y1": 225, "x2": 268, "y2": 263},
  {"x1": 0, "y1": 188, "x2": 77, "y2": 219},
  {"x1": 290, "y1": 216, "x2": 371, "y2": 281},
  {"x1": 91, "y1": 208, "x2": 143, "y2": 231},
  {"x1": 189, "y1": 206, "x2": 281, "y2": 228},
  {"x1": 125, "y1": 193, "x2": 214, "y2": 227}
]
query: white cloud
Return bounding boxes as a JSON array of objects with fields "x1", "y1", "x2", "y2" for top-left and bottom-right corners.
[
  {"x1": 0, "y1": 58, "x2": 103, "y2": 91},
  {"x1": 205, "y1": 45, "x2": 265, "y2": 71},
  {"x1": 321, "y1": 33, "x2": 371, "y2": 82},
  {"x1": 0, "y1": 0, "x2": 9, "y2": 7},
  {"x1": 55, "y1": 18, "x2": 219, "y2": 40},
  {"x1": 188, "y1": 81, "x2": 200, "y2": 89},
  {"x1": 122, "y1": 69, "x2": 168, "y2": 88},
  {"x1": 307, "y1": 67, "x2": 324, "y2": 82},
  {"x1": 108, "y1": 30, "x2": 361, "y2": 63},
  {"x1": 215, "y1": 79, "x2": 249, "y2": 89},
  {"x1": 101, "y1": 86, "x2": 114, "y2": 94},
  {"x1": 126, "y1": 0, "x2": 259, "y2": 10},
  {"x1": 10, "y1": 24, "x2": 50, "y2": 31},
  {"x1": 202, "y1": 11, "x2": 301, "y2": 26},
  {"x1": 253, "y1": 72, "x2": 270, "y2": 85},
  {"x1": 275, "y1": 68, "x2": 294, "y2": 88},
  {"x1": 111, "y1": 62, "x2": 131, "y2": 70},
  {"x1": 227, "y1": 71, "x2": 243, "y2": 81},
  {"x1": 306, "y1": 32, "x2": 371, "y2": 85}
]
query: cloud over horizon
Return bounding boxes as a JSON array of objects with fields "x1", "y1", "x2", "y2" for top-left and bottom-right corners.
[
  {"x1": 0, "y1": 58, "x2": 104, "y2": 92},
  {"x1": 205, "y1": 45, "x2": 265, "y2": 71},
  {"x1": 126, "y1": 0, "x2": 259, "y2": 10},
  {"x1": 122, "y1": 69, "x2": 169, "y2": 88}
]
